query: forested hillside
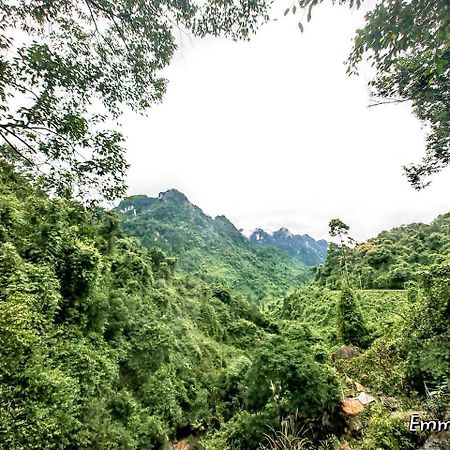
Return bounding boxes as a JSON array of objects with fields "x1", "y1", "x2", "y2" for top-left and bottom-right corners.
[
  {"x1": 117, "y1": 190, "x2": 313, "y2": 301},
  {"x1": 0, "y1": 165, "x2": 342, "y2": 449},
  {"x1": 1, "y1": 0, "x2": 449, "y2": 447},
  {"x1": 316, "y1": 214, "x2": 450, "y2": 289},
  {"x1": 2, "y1": 163, "x2": 449, "y2": 449}
]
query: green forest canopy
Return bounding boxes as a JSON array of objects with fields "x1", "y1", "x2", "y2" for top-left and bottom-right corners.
[
  {"x1": 0, "y1": 0, "x2": 269, "y2": 201},
  {"x1": 1, "y1": 161, "x2": 449, "y2": 449},
  {"x1": 0, "y1": 0, "x2": 449, "y2": 448},
  {"x1": 316, "y1": 213, "x2": 450, "y2": 289}
]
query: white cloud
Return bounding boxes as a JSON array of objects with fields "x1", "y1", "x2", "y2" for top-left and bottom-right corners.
[{"x1": 122, "y1": 2, "x2": 450, "y2": 242}]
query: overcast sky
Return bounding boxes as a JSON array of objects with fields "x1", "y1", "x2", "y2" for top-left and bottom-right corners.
[{"x1": 121, "y1": 1, "x2": 450, "y2": 242}]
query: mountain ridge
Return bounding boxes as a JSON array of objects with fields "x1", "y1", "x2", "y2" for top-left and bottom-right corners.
[
  {"x1": 116, "y1": 189, "x2": 328, "y2": 300},
  {"x1": 118, "y1": 190, "x2": 329, "y2": 263},
  {"x1": 248, "y1": 227, "x2": 328, "y2": 266}
]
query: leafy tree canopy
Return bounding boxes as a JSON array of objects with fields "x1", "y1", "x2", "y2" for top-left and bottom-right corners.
[
  {"x1": 0, "y1": 0, "x2": 269, "y2": 201},
  {"x1": 329, "y1": 218, "x2": 349, "y2": 240},
  {"x1": 317, "y1": 213, "x2": 450, "y2": 289}
]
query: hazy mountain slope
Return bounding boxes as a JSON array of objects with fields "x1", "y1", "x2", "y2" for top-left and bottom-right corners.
[
  {"x1": 249, "y1": 227, "x2": 328, "y2": 266},
  {"x1": 117, "y1": 190, "x2": 312, "y2": 300}
]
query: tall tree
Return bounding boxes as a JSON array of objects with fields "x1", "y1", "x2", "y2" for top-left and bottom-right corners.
[
  {"x1": 329, "y1": 218, "x2": 353, "y2": 284},
  {"x1": 0, "y1": 0, "x2": 269, "y2": 201},
  {"x1": 328, "y1": 219, "x2": 370, "y2": 348}
]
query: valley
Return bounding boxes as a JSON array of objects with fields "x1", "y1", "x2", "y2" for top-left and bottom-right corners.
[
  {"x1": 117, "y1": 189, "x2": 328, "y2": 301},
  {"x1": 2, "y1": 165, "x2": 448, "y2": 449},
  {"x1": 1, "y1": 0, "x2": 448, "y2": 448}
]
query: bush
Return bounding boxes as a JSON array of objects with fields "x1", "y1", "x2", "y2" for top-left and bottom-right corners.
[
  {"x1": 336, "y1": 287, "x2": 370, "y2": 349},
  {"x1": 402, "y1": 265, "x2": 450, "y2": 394}
]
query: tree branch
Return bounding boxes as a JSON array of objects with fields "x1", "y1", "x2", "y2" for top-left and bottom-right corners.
[
  {"x1": 84, "y1": 0, "x2": 132, "y2": 53},
  {"x1": 0, "y1": 131, "x2": 37, "y2": 167},
  {"x1": 0, "y1": 125, "x2": 37, "y2": 156},
  {"x1": 367, "y1": 98, "x2": 411, "y2": 108}
]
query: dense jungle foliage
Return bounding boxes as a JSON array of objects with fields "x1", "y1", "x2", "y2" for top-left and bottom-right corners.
[
  {"x1": 1, "y1": 0, "x2": 448, "y2": 448},
  {"x1": 316, "y1": 214, "x2": 450, "y2": 290},
  {"x1": 0, "y1": 165, "x2": 340, "y2": 449},
  {"x1": 1, "y1": 163, "x2": 449, "y2": 449},
  {"x1": 117, "y1": 191, "x2": 312, "y2": 302}
]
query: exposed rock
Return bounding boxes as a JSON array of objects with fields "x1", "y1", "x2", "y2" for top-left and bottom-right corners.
[
  {"x1": 421, "y1": 432, "x2": 450, "y2": 450},
  {"x1": 169, "y1": 442, "x2": 190, "y2": 450},
  {"x1": 339, "y1": 444, "x2": 360, "y2": 450},
  {"x1": 342, "y1": 398, "x2": 364, "y2": 416},
  {"x1": 332, "y1": 345, "x2": 360, "y2": 362},
  {"x1": 355, "y1": 382, "x2": 366, "y2": 392},
  {"x1": 169, "y1": 440, "x2": 203, "y2": 450},
  {"x1": 355, "y1": 392, "x2": 375, "y2": 405}
]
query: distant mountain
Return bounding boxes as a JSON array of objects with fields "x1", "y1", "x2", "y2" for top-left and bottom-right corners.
[
  {"x1": 116, "y1": 189, "x2": 324, "y2": 301},
  {"x1": 249, "y1": 227, "x2": 328, "y2": 266}
]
